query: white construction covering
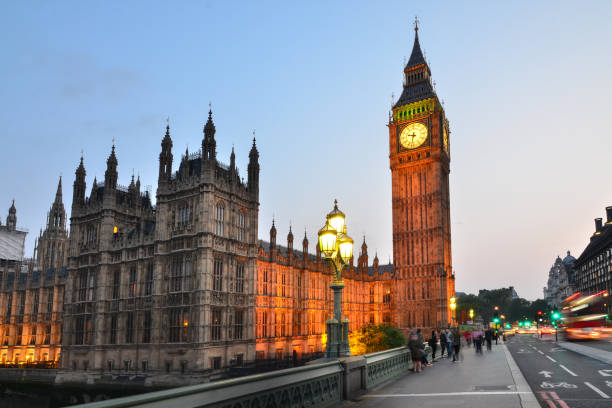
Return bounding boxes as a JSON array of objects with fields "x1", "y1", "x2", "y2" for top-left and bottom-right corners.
[{"x1": 0, "y1": 228, "x2": 27, "y2": 261}]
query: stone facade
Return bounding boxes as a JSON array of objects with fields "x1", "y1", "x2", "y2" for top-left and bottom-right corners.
[
  {"x1": 0, "y1": 190, "x2": 67, "y2": 366},
  {"x1": 388, "y1": 25, "x2": 455, "y2": 332},
  {"x1": 255, "y1": 230, "x2": 392, "y2": 360},
  {"x1": 60, "y1": 111, "x2": 260, "y2": 381}
]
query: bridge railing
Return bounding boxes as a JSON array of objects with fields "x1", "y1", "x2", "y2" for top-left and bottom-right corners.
[
  {"x1": 72, "y1": 360, "x2": 343, "y2": 408},
  {"x1": 73, "y1": 345, "x2": 431, "y2": 408}
]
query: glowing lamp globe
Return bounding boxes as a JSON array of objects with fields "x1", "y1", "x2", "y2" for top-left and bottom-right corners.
[
  {"x1": 318, "y1": 222, "x2": 337, "y2": 258},
  {"x1": 326, "y1": 200, "x2": 346, "y2": 234},
  {"x1": 337, "y1": 233, "x2": 354, "y2": 263}
]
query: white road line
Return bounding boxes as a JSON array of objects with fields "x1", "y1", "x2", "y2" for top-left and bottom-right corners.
[
  {"x1": 584, "y1": 382, "x2": 610, "y2": 399},
  {"x1": 546, "y1": 355, "x2": 557, "y2": 362},
  {"x1": 364, "y1": 392, "x2": 532, "y2": 397},
  {"x1": 559, "y1": 364, "x2": 577, "y2": 377},
  {"x1": 537, "y1": 350, "x2": 544, "y2": 355}
]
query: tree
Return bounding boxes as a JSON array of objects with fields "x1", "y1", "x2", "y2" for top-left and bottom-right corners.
[{"x1": 349, "y1": 324, "x2": 407, "y2": 355}]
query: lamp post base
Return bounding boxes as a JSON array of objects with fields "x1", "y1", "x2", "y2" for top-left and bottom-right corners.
[{"x1": 326, "y1": 318, "x2": 350, "y2": 358}]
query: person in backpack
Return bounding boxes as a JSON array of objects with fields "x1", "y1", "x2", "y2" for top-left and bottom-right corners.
[{"x1": 408, "y1": 331, "x2": 423, "y2": 373}]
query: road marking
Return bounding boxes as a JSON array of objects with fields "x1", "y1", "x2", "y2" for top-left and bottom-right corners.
[
  {"x1": 546, "y1": 355, "x2": 557, "y2": 362},
  {"x1": 540, "y1": 381, "x2": 577, "y2": 389},
  {"x1": 599, "y1": 369, "x2": 612, "y2": 377},
  {"x1": 539, "y1": 370, "x2": 553, "y2": 378},
  {"x1": 364, "y1": 391, "x2": 532, "y2": 397},
  {"x1": 538, "y1": 350, "x2": 545, "y2": 355},
  {"x1": 549, "y1": 392, "x2": 570, "y2": 408},
  {"x1": 559, "y1": 365, "x2": 577, "y2": 377},
  {"x1": 538, "y1": 392, "x2": 557, "y2": 408},
  {"x1": 584, "y1": 381, "x2": 610, "y2": 398}
]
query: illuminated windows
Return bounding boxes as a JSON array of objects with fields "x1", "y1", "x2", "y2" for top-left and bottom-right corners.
[
  {"x1": 211, "y1": 309, "x2": 222, "y2": 341},
  {"x1": 169, "y1": 308, "x2": 189, "y2": 343}
]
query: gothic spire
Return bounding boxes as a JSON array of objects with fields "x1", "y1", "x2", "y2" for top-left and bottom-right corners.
[
  {"x1": 54, "y1": 175, "x2": 63, "y2": 204},
  {"x1": 202, "y1": 108, "x2": 217, "y2": 160},
  {"x1": 406, "y1": 16, "x2": 426, "y2": 69},
  {"x1": 104, "y1": 144, "x2": 118, "y2": 189}
]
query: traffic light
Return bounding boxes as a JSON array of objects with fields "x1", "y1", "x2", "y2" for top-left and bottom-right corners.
[
  {"x1": 538, "y1": 310, "x2": 543, "y2": 316},
  {"x1": 493, "y1": 317, "x2": 500, "y2": 324}
]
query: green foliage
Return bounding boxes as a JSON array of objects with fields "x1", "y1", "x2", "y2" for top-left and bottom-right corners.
[
  {"x1": 457, "y1": 288, "x2": 551, "y2": 324},
  {"x1": 350, "y1": 324, "x2": 407, "y2": 355}
]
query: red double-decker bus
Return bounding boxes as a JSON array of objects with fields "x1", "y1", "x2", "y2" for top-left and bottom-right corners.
[{"x1": 560, "y1": 290, "x2": 612, "y2": 340}]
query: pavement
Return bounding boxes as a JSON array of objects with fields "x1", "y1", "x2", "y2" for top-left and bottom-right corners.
[
  {"x1": 508, "y1": 333, "x2": 612, "y2": 408},
  {"x1": 340, "y1": 339, "x2": 538, "y2": 408}
]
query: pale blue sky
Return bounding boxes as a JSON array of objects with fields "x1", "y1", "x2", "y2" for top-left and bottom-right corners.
[{"x1": 2, "y1": 1, "x2": 611, "y2": 300}]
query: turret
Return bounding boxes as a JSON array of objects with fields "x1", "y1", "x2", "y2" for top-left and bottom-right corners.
[
  {"x1": 48, "y1": 176, "x2": 66, "y2": 231},
  {"x1": 302, "y1": 230, "x2": 308, "y2": 255},
  {"x1": 269, "y1": 219, "x2": 277, "y2": 251},
  {"x1": 248, "y1": 137, "x2": 260, "y2": 196},
  {"x1": 159, "y1": 124, "x2": 173, "y2": 185},
  {"x1": 73, "y1": 155, "x2": 86, "y2": 208},
  {"x1": 202, "y1": 109, "x2": 216, "y2": 161},
  {"x1": 104, "y1": 145, "x2": 118, "y2": 190},
  {"x1": 6, "y1": 200, "x2": 17, "y2": 231},
  {"x1": 287, "y1": 225, "x2": 294, "y2": 253}
]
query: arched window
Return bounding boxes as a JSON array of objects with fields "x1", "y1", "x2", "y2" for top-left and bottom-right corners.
[{"x1": 215, "y1": 204, "x2": 225, "y2": 236}]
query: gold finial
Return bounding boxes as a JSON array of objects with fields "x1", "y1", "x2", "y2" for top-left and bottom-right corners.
[{"x1": 414, "y1": 16, "x2": 419, "y2": 32}]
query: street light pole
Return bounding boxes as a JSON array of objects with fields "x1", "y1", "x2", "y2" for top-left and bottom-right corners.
[{"x1": 318, "y1": 200, "x2": 354, "y2": 358}]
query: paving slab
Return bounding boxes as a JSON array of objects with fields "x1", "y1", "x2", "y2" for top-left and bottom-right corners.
[{"x1": 338, "y1": 340, "x2": 538, "y2": 408}]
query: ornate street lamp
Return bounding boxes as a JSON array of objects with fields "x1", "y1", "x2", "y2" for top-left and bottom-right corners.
[{"x1": 318, "y1": 200, "x2": 354, "y2": 358}]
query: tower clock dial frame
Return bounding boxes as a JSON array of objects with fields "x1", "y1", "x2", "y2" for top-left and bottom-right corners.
[{"x1": 397, "y1": 119, "x2": 430, "y2": 152}]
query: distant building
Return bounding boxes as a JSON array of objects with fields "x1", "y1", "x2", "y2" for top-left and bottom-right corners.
[
  {"x1": 575, "y1": 207, "x2": 612, "y2": 314},
  {"x1": 0, "y1": 193, "x2": 66, "y2": 366},
  {"x1": 543, "y1": 252, "x2": 576, "y2": 308}
]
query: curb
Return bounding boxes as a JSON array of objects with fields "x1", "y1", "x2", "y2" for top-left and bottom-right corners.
[
  {"x1": 502, "y1": 344, "x2": 540, "y2": 408},
  {"x1": 556, "y1": 341, "x2": 612, "y2": 365}
]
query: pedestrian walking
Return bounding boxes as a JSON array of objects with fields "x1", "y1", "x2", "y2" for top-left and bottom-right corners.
[
  {"x1": 439, "y1": 329, "x2": 447, "y2": 358},
  {"x1": 452, "y1": 327, "x2": 462, "y2": 362},
  {"x1": 446, "y1": 329, "x2": 454, "y2": 358},
  {"x1": 464, "y1": 330, "x2": 472, "y2": 347},
  {"x1": 485, "y1": 328, "x2": 492, "y2": 351},
  {"x1": 428, "y1": 330, "x2": 438, "y2": 361},
  {"x1": 408, "y1": 331, "x2": 423, "y2": 373},
  {"x1": 473, "y1": 329, "x2": 483, "y2": 354}
]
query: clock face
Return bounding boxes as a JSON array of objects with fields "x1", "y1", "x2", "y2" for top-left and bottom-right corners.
[
  {"x1": 443, "y1": 127, "x2": 449, "y2": 152},
  {"x1": 400, "y1": 122, "x2": 428, "y2": 149}
]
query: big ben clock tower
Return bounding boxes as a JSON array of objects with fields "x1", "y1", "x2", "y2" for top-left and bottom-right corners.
[{"x1": 389, "y1": 20, "x2": 454, "y2": 331}]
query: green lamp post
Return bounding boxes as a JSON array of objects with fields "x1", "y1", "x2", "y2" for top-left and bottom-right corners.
[{"x1": 318, "y1": 200, "x2": 354, "y2": 358}]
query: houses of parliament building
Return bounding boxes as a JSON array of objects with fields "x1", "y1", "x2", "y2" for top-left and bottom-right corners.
[{"x1": 0, "y1": 25, "x2": 454, "y2": 384}]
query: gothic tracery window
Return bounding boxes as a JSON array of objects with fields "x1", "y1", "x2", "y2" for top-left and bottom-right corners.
[{"x1": 215, "y1": 203, "x2": 225, "y2": 236}]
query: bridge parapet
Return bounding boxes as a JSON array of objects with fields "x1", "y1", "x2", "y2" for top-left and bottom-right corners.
[
  {"x1": 73, "y1": 346, "x2": 431, "y2": 408},
  {"x1": 72, "y1": 360, "x2": 343, "y2": 408}
]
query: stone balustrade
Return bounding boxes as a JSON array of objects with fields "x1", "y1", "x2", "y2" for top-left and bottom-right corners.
[{"x1": 72, "y1": 345, "x2": 431, "y2": 408}]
